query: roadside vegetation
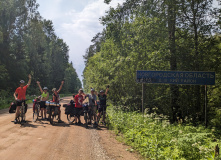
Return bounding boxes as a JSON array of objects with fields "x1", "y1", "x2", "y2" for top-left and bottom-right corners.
[
  {"x1": 107, "y1": 105, "x2": 221, "y2": 160},
  {"x1": 83, "y1": 0, "x2": 221, "y2": 159}
]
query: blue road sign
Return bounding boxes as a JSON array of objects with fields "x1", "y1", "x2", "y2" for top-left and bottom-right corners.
[{"x1": 136, "y1": 71, "x2": 215, "y2": 85}]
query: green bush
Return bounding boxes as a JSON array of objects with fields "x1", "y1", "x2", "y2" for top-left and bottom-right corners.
[{"x1": 107, "y1": 105, "x2": 221, "y2": 160}]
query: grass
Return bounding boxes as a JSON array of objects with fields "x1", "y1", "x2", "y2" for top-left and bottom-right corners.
[{"x1": 107, "y1": 104, "x2": 221, "y2": 160}]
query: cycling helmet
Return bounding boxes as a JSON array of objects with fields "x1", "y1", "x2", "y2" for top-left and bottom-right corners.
[
  {"x1": 79, "y1": 89, "x2": 83, "y2": 92},
  {"x1": 91, "y1": 88, "x2": 95, "y2": 92},
  {"x1": 52, "y1": 88, "x2": 56, "y2": 92},
  {"x1": 43, "y1": 87, "x2": 48, "y2": 90},
  {"x1": 20, "y1": 80, "x2": 25, "y2": 84},
  {"x1": 100, "y1": 90, "x2": 104, "y2": 93}
]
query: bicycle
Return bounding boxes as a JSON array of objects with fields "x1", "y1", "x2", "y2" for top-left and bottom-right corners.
[
  {"x1": 16, "y1": 100, "x2": 27, "y2": 126},
  {"x1": 97, "y1": 103, "x2": 108, "y2": 126},
  {"x1": 64, "y1": 100, "x2": 75, "y2": 124},
  {"x1": 46, "y1": 101, "x2": 60, "y2": 125},
  {"x1": 33, "y1": 96, "x2": 41, "y2": 122},
  {"x1": 83, "y1": 103, "x2": 93, "y2": 128}
]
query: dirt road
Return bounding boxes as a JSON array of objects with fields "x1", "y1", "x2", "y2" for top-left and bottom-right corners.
[{"x1": 0, "y1": 97, "x2": 139, "y2": 160}]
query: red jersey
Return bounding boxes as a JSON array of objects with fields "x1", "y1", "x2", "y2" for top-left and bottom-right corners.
[
  {"x1": 74, "y1": 94, "x2": 84, "y2": 108},
  {"x1": 15, "y1": 85, "x2": 28, "y2": 100}
]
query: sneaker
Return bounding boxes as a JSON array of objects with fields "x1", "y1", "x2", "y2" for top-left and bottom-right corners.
[
  {"x1": 77, "y1": 121, "x2": 82, "y2": 125},
  {"x1": 88, "y1": 122, "x2": 92, "y2": 125},
  {"x1": 14, "y1": 119, "x2": 17, "y2": 124}
]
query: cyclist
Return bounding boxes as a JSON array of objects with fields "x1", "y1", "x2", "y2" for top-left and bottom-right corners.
[
  {"x1": 36, "y1": 81, "x2": 49, "y2": 120},
  {"x1": 73, "y1": 89, "x2": 85, "y2": 125},
  {"x1": 86, "y1": 88, "x2": 97, "y2": 125},
  {"x1": 52, "y1": 81, "x2": 64, "y2": 123},
  {"x1": 13, "y1": 74, "x2": 32, "y2": 124},
  {"x1": 97, "y1": 85, "x2": 109, "y2": 125}
]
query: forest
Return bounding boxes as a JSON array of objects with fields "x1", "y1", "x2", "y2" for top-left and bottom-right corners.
[
  {"x1": 83, "y1": 0, "x2": 221, "y2": 158},
  {"x1": 83, "y1": 0, "x2": 221, "y2": 125},
  {"x1": 0, "y1": 0, "x2": 82, "y2": 104}
]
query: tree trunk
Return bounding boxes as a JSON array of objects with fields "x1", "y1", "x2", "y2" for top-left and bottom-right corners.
[{"x1": 168, "y1": 0, "x2": 179, "y2": 123}]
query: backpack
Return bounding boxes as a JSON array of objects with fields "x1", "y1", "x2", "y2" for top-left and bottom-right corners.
[
  {"x1": 64, "y1": 100, "x2": 75, "y2": 115},
  {"x1": 9, "y1": 102, "x2": 17, "y2": 113}
]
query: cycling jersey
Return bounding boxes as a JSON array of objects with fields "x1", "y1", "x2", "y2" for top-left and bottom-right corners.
[
  {"x1": 74, "y1": 94, "x2": 84, "y2": 108},
  {"x1": 41, "y1": 92, "x2": 49, "y2": 101},
  {"x1": 88, "y1": 94, "x2": 97, "y2": 106},
  {"x1": 15, "y1": 85, "x2": 28, "y2": 100},
  {"x1": 98, "y1": 94, "x2": 107, "y2": 106}
]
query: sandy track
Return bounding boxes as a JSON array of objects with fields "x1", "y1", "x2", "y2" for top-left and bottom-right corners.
[{"x1": 0, "y1": 97, "x2": 139, "y2": 160}]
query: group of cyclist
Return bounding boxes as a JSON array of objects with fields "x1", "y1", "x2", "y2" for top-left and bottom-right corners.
[
  {"x1": 13, "y1": 74, "x2": 109, "y2": 126},
  {"x1": 73, "y1": 86, "x2": 109, "y2": 126}
]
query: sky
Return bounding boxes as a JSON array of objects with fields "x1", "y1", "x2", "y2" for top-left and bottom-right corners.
[{"x1": 36, "y1": 0, "x2": 125, "y2": 83}]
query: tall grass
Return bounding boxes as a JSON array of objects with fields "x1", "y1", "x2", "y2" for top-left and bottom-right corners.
[{"x1": 107, "y1": 105, "x2": 221, "y2": 160}]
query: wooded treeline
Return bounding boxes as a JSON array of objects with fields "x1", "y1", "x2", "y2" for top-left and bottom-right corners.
[
  {"x1": 83, "y1": 0, "x2": 221, "y2": 124},
  {"x1": 0, "y1": 0, "x2": 82, "y2": 97}
]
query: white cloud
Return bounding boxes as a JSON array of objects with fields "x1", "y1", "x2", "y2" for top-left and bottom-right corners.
[{"x1": 37, "y1": 0, "x2": 125, "y2": 82}]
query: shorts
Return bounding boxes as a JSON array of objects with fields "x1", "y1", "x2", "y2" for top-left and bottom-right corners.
[
  {"x1": 40, "y1": 101, "x2": 46, "y2": 109},
  {"x1": 74, "y1": 107, "x2": 83, "y2": 116},
  {"x1": 16, "y1": 100, "x2": 26, "y2": 106},
  {"x1": 98, "y1": 105, "x2": 106, "y2": 113},
  {"x1": 89, "y1": 105, "x2": 97, "y2": 115}
]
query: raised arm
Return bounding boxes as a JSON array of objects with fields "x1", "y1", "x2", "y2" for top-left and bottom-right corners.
[
  {"x1": 27, "y1": 74, "x2": 32, "y2": 87},
  {"x1": 36, "y1": 81, "x2": 43, "y2": 93},
  {"x1": 105, "y1": 85, "x2": 109, "y2": 95},
  {"x1": 14, "y1": 92, "x2": 18, "y2": 101},
  {"x1": 57, "y1": 81, "x2": 64, "y2": 93}
]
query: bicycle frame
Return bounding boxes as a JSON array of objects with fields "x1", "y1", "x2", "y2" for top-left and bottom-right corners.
[{"x1": 16, "y1": 100, "x2": 26, "y2": 125}]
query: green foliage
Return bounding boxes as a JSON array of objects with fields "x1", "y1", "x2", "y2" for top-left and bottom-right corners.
[
  {"x1": 0, "y1": 0, "x2": 82, "y2": 98},
  {"x1": 107, "y1": 105, "x2": 221, "y2": 159},
  {"x1": 83, "y1": 0, "x2": 221, "y2": 123}
]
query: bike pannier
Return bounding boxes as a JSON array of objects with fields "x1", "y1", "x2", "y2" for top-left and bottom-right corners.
[{"x1": 9, "y1": 102, "x2": 16, "y2": 113}]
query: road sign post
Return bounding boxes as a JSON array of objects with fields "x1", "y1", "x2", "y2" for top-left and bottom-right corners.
[{"x1": 136, "y1": 70, "x2": 215, "y2": 126}]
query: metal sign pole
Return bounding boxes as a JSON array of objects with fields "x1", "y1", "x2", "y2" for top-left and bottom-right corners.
[
  {"x1": 205, "y1": 85, "x2": 207, "y2": 127},
  {"x1": 142, "y1": 83, "x2": 144, "y2": 118}
]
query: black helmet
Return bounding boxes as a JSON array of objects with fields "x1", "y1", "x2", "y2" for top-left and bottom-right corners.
[{"x1": 100, "y1": 90, "x2": 104, "y2": 93}]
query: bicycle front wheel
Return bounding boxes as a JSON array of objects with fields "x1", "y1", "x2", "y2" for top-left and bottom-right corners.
[
  {"x1": 33, "y1": 103, "x2": 40, "y2": 122},
  {"x1": 67, "y1": 114, "x2": 75, "y2": 124},
  {"x1": 49, "y1": 111, "x2": 54, "y2": 125},
  {"x1": 19, "y1": 106, "x2": 25, "y2": 124}
]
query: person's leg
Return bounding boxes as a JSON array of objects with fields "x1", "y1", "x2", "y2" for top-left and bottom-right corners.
[
  {"x1": 40, "y1": 101, "x2": 44, "y2": 119},
  {"x1": 74, "y1": 108, "x2": 78, "y2": 124},
  {"x1": 15, "y1": 106, "x2": 21, "y2": 120},
  {"x1": 88, "y1": 106, "x2": 92, "y2": 124},
  {"x1": 93, "y1": 106, "x2": 97, "y2": 123},
  {"x1": 103, "y1": 106, "x2": 107, "y2": 123},
  {"x1": 78, "y1": 108, "x2": 82, "y2": 124},
  {"x1": 44, "y1": 108, "x2": 47, "y2": 119}
]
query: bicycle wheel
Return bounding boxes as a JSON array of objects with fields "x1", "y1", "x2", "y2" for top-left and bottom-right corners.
[
  {"x1": 33, "y1": 103, "x2": 39, "y2": 122},
  {"x1": 67, "y1": 114, "x2": 75, "y2": 124},
  {"x1": 84, "y1": 112, "x2": 88, "y2": 127},
  {"x1": 19, "y1": 105, "x2": 25, "y2": 125},
  {"x1": 49, "y1": 108, "x2": 54, "y2": 125}
]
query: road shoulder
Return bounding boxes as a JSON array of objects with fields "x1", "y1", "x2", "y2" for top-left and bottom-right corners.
[{"x1": 98, "y1": 126, "x2": 142, "y2": 160}]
